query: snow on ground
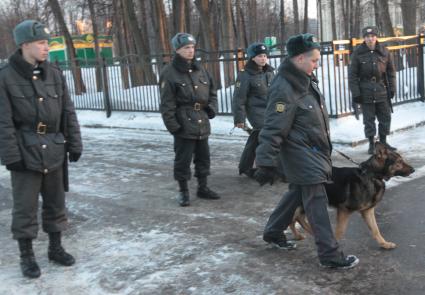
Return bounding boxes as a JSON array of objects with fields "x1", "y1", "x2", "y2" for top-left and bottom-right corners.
[
  {"x1": 0, "y1": 102, "x2": 424, "y2": 294},
  {"x1": 77, "y1": 100, "x2": 425, "y2": 145}
]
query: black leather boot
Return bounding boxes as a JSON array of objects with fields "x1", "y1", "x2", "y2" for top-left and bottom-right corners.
[
  {"x1": 197, "y1": 177, "x2": 220, "y2": 199},
  {"x1": 368, "y1": 136, "x2": 375, "y2": 155},
  {"x1": 177, "y1": 180, "x2": 190, "y2": 206},
  {"x1": 18, "y1": 238, "x2": 41, "y2": 278},
  {"x1": 48, "y1": 232, "x2": 75, "y2": 266},
  {"x1": 379, "y1": 135, "x2": 397, "y2": 151}
]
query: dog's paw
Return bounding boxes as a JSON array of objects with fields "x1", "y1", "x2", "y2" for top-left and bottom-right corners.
[{"x1": 380, "y1": 241, "x2": 397, "y2": 249}]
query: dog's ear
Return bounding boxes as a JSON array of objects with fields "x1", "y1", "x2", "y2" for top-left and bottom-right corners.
[{"x1": 374, "y1": 142, "x2": 388, "y2": 159}]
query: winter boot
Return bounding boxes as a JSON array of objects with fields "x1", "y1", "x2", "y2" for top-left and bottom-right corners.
[
  {"x1": 197, "y1": 177, "x2": 220, "y2": 200},
  {"x1": 48, "y1": 232, "x2": 75, "y2": 266},
  {"x1": 368, "y1": 136, "x2": 375, "y2": 155},
  {"x1": 177, "y1": 180, "x2": 190, "y2": 207},
  {"x1": 18, "y1": 239, "x2": 41, "y2": 278},
  {"x1": 379, "y1": 135, "x2": 397, "y2": 151}
]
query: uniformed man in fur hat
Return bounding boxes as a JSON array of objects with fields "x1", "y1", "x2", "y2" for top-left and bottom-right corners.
[
  {"x1": 254, "y1": 33, "x2": 359, "y2": 269},
  {"x1": 159, "y1": 33, "x2": 220, "y2": 207},
  {"x1": 0, "y1": 20, "x2": 82, "y2": 278},
  {"x1": 348, "y1": 26, "x2": 397, "y2": 154}
]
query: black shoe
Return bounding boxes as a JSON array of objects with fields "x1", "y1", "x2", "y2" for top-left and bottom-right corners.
[
  {"x1": 20, "y1": 255, "x2": 41, "y2": 278},
  {"x1": 263, "y1": 234, "x2": 297, "y2": 250},
  {"x1": 177, "y1": 190, "x2": 190, "y2": 206},
  {"x1": 319, "y1": 254, "x2": 359, "y2": 269},
  {"x1": 197, "y1": 186, "x2": 220, "y2": 199},
  {"x1": 18, "y1": 238, "x2": 41, "y2": 278},
  {"x1": 48, "y1": 232, "x2": 75, "y2": 266},
  {"x1": 48, "y1": 246, "x2": 75, "y2": 266}
]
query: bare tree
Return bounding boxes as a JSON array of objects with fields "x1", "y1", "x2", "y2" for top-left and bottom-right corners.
[
  {"x1": 194, "y1": 0, "x2": 220, "y2": 88},
  {"x1": 280, "y1": 0, "x2": 286, "y2": 43},
  {"x1": 376, "y1": 0, "x2": 394, "y2": 37},
  {"x1": 247, "y1": 0, "x2": 257, "y2": 42},
  {"x1": 220, "y1": 0, "x2": 235, "y2": 86},
  {"x1": 172, "y1": 0, "x2": 186, "y2": 33},
  {"x1": 87, "y1": 0, "x2": 102, "y2": 92},
  {"x1": 293, "y1": 0, "x2": 300, "y2": 34},
  {"x1": 235, "y1": 0, "x2": 248, "y2": 48},
  {"x1": 48, "y1": 0, "x2": 87, "y2": 95},
  {"x1": 329, "y1": 0, "x2": 337, "y2": 39},
  {"x1": 400, "y1": 0, "x2": 417, "y2": 36},
  {"x1": 303, "y1": 0, "x2": 308, "y2": 33}
]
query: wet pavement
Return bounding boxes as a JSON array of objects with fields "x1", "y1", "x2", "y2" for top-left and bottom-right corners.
[{"x1": 0, "y1": 127, "x2": 424, "y2": 295}]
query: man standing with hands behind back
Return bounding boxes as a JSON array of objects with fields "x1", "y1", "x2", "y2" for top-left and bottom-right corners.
[{"x1": 0, "y1": 20, "x2": 82, "y2": 278}]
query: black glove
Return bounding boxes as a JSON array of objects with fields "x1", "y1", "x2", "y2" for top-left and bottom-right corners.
[
  {"x1": 205, "y1": 106, "x2": 216, "y2": 119},
  {"x1": 69, "y1": 152, "x2": 81, "y2": 162},
  {"x1": 353, "y1": 96, "x2": 362, "y2": 104},
  {"x1": 254, "y1": 166, "x2": 275, "y2": 186},
  {"x1": 6, "y1": 160, "x2": 25, "y2": 171},
  {"x1": 171, "y1": 127, "x2": 181, "y2": 135},
  {"x1": 389, "y1": 91, "x2": 395, "y2": 99}
]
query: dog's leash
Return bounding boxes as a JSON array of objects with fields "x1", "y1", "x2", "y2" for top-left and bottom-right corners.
[{"x1": 334, "y1": 149, "x2": 360, "y2": 166}]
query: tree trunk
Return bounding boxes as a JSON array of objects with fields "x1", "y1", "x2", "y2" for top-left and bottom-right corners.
[
  {"x1": 235, "y1": 0, "x2": 248, "y2": 48},
  {"x1": 194, "y1": 0, "x2": 221, "y2": 89},
  {"x1": 48, "y1": 0, "x2": 86, "y2": 95},
  {"x1": 280, "y1": 0, "x2": 286, "y2": 44},
  {"x1": 220, "y1": 0, "x2": 235, "y2": 86},
  {"x1": 248, "y1": 0, "x2": 257, "y2": 42},
  {"x1": 400, "y1": 0, "x2": 417, "y2": 36},
  {"x1": 112, "y1": 0, "x2": 130, "y2": 89},
  {"x1": 293, "y1": 0, "x2": 300, "y2": 34},
  {"x1": 88, "y1": 0, "x2": 102, "y2": 92},
  {"x1": 330, "y1": 0, "x2": 337, "y2": 39},
  {"x1": 303, "y1": 0, "x2": 308, "y2": 33},
  {"x1": 376, "y1": 0, "x2": 394, "y2": 37},
  {"x1": 353, "y1": 0, "x2": 361, "y2": 38},
  {"x1": 150, "y1": 0, "x2": 172, "y2": 69},
  {"x1": 172, "y1": 0, "x2": 186, "y2": 33}
]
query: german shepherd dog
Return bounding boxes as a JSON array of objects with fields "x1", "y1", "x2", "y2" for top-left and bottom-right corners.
[{"x1": 290, "y1": 142, "x2": 415, "y2": 249}]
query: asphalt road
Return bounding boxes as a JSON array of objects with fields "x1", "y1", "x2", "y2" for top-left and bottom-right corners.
[{"x1": 0, "y1": 127, "x2": 424, "y2": 295}]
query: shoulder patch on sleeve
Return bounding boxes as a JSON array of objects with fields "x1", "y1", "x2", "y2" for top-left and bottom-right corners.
[
  {"x1": 235, "y1": 81, "x2": 241, "y2": 88},
  {"x1": 276, "y1": 102, "x2": 285, "y2": 113}
]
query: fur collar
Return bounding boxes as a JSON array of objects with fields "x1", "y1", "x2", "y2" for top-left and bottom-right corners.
[
  {"x1": 244, "y1": 59, "x2": 274, "y2": 75},
  {"x1": 9, "y1": 49, "x2": 48, "y2": 80},
  {"x1": 356, "y1": 41, "x2": 386, "y2": 56},
  {"x1": 172, "y1": 53, "x2": 201, "y2": 73},
  {"x1": 278, "y1": 58, "x2": 317, "y2": 94}
]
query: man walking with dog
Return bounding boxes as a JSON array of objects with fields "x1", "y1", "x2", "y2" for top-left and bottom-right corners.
[
  {"x1": 0, "y1": 20, "x2": 82, "y2": 278},
  {"x1": 232, "y1": 42, "x2": 275, "y2": 178},
  {"x1": 348, "y1": 26, "x2": 397, "y2": 154},
  {"x1": 254, "y1": 33, "x2": 359, "y2": 269}
]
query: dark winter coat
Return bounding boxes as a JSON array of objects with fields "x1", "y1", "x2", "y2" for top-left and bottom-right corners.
[
  {"x1": 348, "y1": 41, "x2": 396, "y2": 103},
  {"x1": 256, "y1": 58, "x2": 332, "y2": 185},
  {"x1": 159, "y1": 54, "x2": 217, "y2": 140},
  {"x1": 0, "y1": 50, "x2": 82, "y2": 173},
  {"x1": 232, "y1": 60, "x2": 274, "y2": 129}
]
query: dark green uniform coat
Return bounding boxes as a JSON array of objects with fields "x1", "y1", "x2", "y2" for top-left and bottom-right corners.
[
  {"x1": 159, "y1": 54, "x2": 217, "y2": 140},
  {"x1": 348, "y1": 41, "x2": 396, "y2": 103},
  {"x1": 0, "y1": 50, "x2": 82, "y2": 173},
  {"x1": 256, "y1": 59, "x2": 332, "y2": 185},
  {"x1": 232, "y1": 60, "x2": 274, "y2": 129}
]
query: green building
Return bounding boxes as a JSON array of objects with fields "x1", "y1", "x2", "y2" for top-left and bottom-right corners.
[{"x1": 49, "y1": 34, "x2": 113, "y2": 65}]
